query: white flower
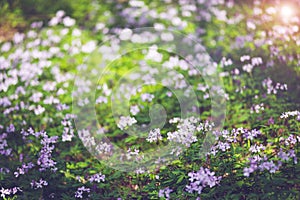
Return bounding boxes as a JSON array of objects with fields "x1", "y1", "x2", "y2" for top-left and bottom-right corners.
[
  {"x1": 119, "y1": 28, "x2": 133, "y2": 40},
  {"x1": 43, "y1": 82, "x2": 56, "y2": 91},
  {"x1": 77, "y1": 98, "x2": 89, "y2": 107},
  {"x1": 82, "y1": 41, "x2": 96, "y2": 53},
  {"x1": 141, "y1": 93, "x2": 154, "y2": 102},
  {"x1": 146, "y1": 128, "x2": 162, "y2": 143},
  {"x1": 167, "y1": 117, "x2": 199, "y2": 147},
  {"x1": 240, "y1": 55, "x2": 250, "y2": 62},
  {"x1": 63, "y1": 16, "x2": 76, "y2": 27},
  {"x1": 49, "y1": 17, "x2": 59, "y2": 26},
  {"x1": 247, "y1": 21, "x2": 256, "y2": 30},
  {"x1": 251, "y1": 57, "x2": 263, "y2": 66},
  {"x1": 242, "y1": 64, "x2": 253, "y2": 73},
  {"x1": 131, "y1": 34, "x2": 143, "y2": 43},
  {"x1": 126, "y1": 148, "x2": 142, "y2": 161},
  {"x1": 169, "y1": 117, "x2": 180, "y2": 124},
  {"x1": 1, "y1": 42, "x2": 11, "y2": 52},
  {"x1": 0, "y1": 188, "x2": 10, "y2": 198},
  {"x1": 62, "y1": 134, "x2": 73, "y2": 142},
  {"x1": 250, "y1": 103, "x2": 264, "y2": 114},
  {"x1": 145, "y1": 45, "x2": 163, "y2": 62},
  {"x1": 34, "y1": 105, "x2": 45, "y2": 115},
  {"x1": 13, "y1": 33, "x2": 25, "y2": 44},
  {"x1": 130, "y1": 105, "x2": 140, "y2": 115},
  {"x1": 161, "y1": 32, "x2": 174, "y2": 41},
  {"x1": 166, "y1": 91, "x2": 172, "y2": 97},
  {"x1": 129, "y1": 0, "x2": 145, "y2": 7},
  {"x1": 95, "y1": 142, "x2": 111, "y2": 154},
  {"x1": 154, "y1": 23, "x2": 165, "y2": 31},
  {"x1": 96, "y1": 96, "x2": 108, "y2": 104},
  {"x1": 117, "y1": 116, "x2": 137, "y2": 130},
  {"x1": 89, "y1": 173, "x2": 105, "y2": 183},
  {"x1": 280, "y1": 110, "x2": 300, "y2": 118},
  {"x1": 30, "y1": 92, "x2": 43, "y2": 103},
  {"x1": 56, "y1": 10, "x2": 65, "y2": 18},
  {"x1": 44, "y1": 96, "x2": 59, "y2": 104},
  {"x1": 78, "y1": 129, "x2": 95, "y2": 146},
  {"x1": 163, "y1": 56, "x2": 179, "y2": 69},
  {"x1": 95, "y1": 23, "x2": 105, "y2": 31},
  {"x1": 249, "y1": 144, "x2": 265, "y2": 153}
]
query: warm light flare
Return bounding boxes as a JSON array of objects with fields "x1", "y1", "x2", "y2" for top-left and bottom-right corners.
[{"x1": 280, "y1": 5, "x2": 294, "y2": 19}]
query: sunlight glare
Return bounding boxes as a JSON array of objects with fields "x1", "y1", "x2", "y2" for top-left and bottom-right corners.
[{"x1": 280, "y1": 5, "x2": 294, "y2": 19}]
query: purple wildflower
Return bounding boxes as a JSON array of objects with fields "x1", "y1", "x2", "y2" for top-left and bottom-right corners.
[
  {"x1": 243, "y1": 129, "x2": 261, "y2": 140},
  {"x1": 186, "y1": 167, "x2": 221, "y2": 194},
  {"x1": 75, "y1": 186, "x2": 90, "y2": 199},
  {"x1": 31, "y1": 179, "x2": 48, "y2": 189},
  {"x1": 89, "y1": 173, "x2": 105, "y2": 183},
  {"x1": 158, "y1": 187, "x2": 173, "y2": 199}
]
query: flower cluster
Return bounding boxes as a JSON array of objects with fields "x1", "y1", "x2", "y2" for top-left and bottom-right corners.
[
  {"x1": 241, "y1": 55, "x2": 263, "y2": 73},
  {"x1": 130, "y1": 105, "x2": 140, "y2": 115},
  {"x1": 89, "y1": 173, "x2": 105, "y2": 183},
  {"x1": 126, "y1": 148, "x2": 142, "y2": 161},
  {"x1": 158, "y1": 187, "x2": 173, "y2": 199},
  {"x1": 250, "y1": 103, "x2": 264, "y2": 114},
  {"x1": 61, "y1": 114, "x2": 76, "y2": 142},
  {"x1": 75, "y1": 186, "x2": 90, "y2": 199},
  {"x1": 243, "y1": 155, "x2": 284, "y2": 177},
  {"x1": 95, "y1": 141, "x2": 112, "y2": 155},
  {"x1": 186, "y1": 167, "x2": 222, "y2": 194},
  {"x1": 0, "y1": 132, "x2": 12, "y2": 156},
  {"x1": 146, "y1": 128, "x2": 162, "y2": 143},
  {"x1": 30, "y1": 179, "x2": 48, "y2": 189},
  {"x1": 167, "y1": 117, "x2": 212, "y2": 148},
  {"x1": 249, "y1": 144, "x2": 265, "y2": 153},
  {"x1": 243, "y1": 132, "x2": 299, "y2": 177},
  {"x1": 243, "y1": 129, "x2": 261, "y2": 141},
  {"x1": 19, "y1": 128, "x2": 59, "y2": 173},
  {"x1": 141, "y1": 93, "x2": 155, "y2": 102},
  {"x1": 262, "y1": 78, "x2": 288, "y2": 95},
  {"x1": 78, "y1": 129, "x2": 96, "y2": 148},
  {"x1": 280, "y1": 110, "x2": 300, "y2": 119},
  {"x1": 209, "y1": 128, "x2": 261, "y2": 155},
  {"x1": 38, "y1": 134, "x2": 59, "y2": 171},
  {"x1": 117, "y1": 116, "x2": 137, "y2": 130},
  {"x1": 282, "y1": 134, "x2": 299, "y2": 146},
  {"x1": 49, "y1": 10, "x2": 76, "y2": 27},
  {"x1": 14, "y1": 162, "x2": 35, "y2": 178},
  {"x1": 0, "y1": 187, "x2": 22, "y2": 199}
]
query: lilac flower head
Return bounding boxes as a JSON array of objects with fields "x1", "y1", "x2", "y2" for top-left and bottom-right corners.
[
  {"x1": 243, "y1": 129, "x2": 261, "y2": 140},
  {"x1": 75, "y1": 186, "x2": 90, "y2": 199},
  {"x1": 130, "y1": 105, "x2": 140, "y2": 115},
  {"x1": 63, "y1": 16, "x2": 76, "y2": 27},
  {"x1": 259, "y1": 161, "x2": 279, "y2": 173},
  {"x1": 158, "y1": 187, "x2": 173, "y2": 199},
  {"x1": 89, "y1": 173, "x2": 105, "y2": 183},
  {"x1": 268, "y1": 117, "x2": 274, "y2": 125},
  {"x1": 31, "y1": 179, "x2": 48, "y2": 189},
  {"x1": 280, "y1": 110, "x2": 300, "y2": 119},
  {"x1": 141, "y1": 93, "x2": 155, "y2": 102},
  {"x1": 117, "y1": 116, "x2": 137, "y2": 130},
  {"x1": 146, "y1": 128, "x2": 162, "y2": 143},
  {"x1": 186, "y1": 167, "x2": 221, "y2": 194},
  {"x1": 243, "y1": 166, "x2": 255, "y2": 177},
  {"x1": 0, "y1": 187, "x2": 22, "y2": 198}
]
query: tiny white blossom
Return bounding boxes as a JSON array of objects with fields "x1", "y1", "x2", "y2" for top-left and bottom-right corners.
[
  {"x1": 117, "y1": 116, "x2": 137, "y2": 130},
  {"x1": 130, "y1": 105, "x2": 140, "y2": 115},
  {"x1": 63, "y1": 16, "x2": 76, "y2": 27},
  {"x1": 146, "y1": 128, "x2": 162, "y2": 143},
  {"x1": 141, "y1": 93, "x2": 154, "y2": 102}
]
